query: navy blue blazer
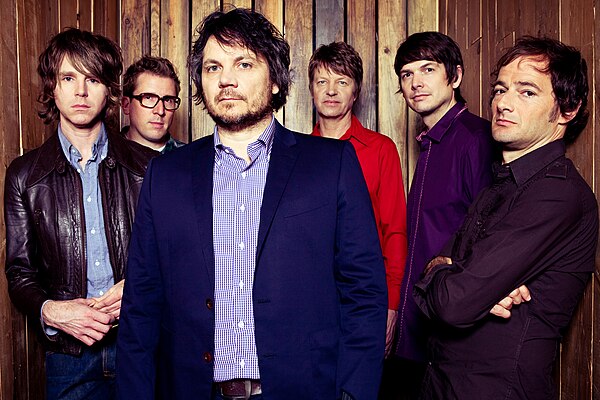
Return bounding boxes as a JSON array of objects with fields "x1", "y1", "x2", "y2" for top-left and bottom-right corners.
[{"x1": 116, "y1": 121, "x2": 387, "y2": 399}]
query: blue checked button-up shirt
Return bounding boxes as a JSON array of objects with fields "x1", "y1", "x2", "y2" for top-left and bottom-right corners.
[
  {"x1": 212, "y1": 117, "x2": 275, "y2": 381},
  {"x1": 58, "y1": 124, "x2": 114, "y2": 299}
]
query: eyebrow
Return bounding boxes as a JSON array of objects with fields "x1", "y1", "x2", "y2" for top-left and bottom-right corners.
[
  {"x1": 400, "y1": 62, "x2": 436, "y2": 73},
  {"x1": 492, "y1": 79, "x2": 543, "y2": 92}
]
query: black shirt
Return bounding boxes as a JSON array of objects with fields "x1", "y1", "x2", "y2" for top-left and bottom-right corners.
[{"x1": 414, "y1": 140, "x2": 598, "y2": 400}]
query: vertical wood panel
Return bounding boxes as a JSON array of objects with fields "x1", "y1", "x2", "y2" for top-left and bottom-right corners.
[
  {"x1": 378, "y1": 0, "x2": 409, "y2": 188},
  {"x1": 347, "y1": 0, "x2": 377, "y2": 130},
  {"x1": 59, "y1": 0, "x2": 78, "y2": 29},
  {"x1": 190, "y1": 0, "x2": 220, "y2": 140},
  {"x1": 161, "y1": 0, "x2": 190, "y2": 143},
  {"x1": 0, "y1": 1, "x2": 19, "y2": 398},
  {"x1": 559, "y1": 0, "x2": 595, "y2": 397},
  {"x1": 406, "y1": 0, "x2": 437, "y2": 188},
  {"x1": 93, "y1": 0, "x2": 119, "y2": 40},
  {"x1": 230, "y1": 0, "x2": 252, "y2": 9},
  {"x1": 121, "y1": 0, "x2": 151, "y2": 72},
  {"x1": 315, "y1": 0, "x2": 344, "y2": 46},
  {"x1": 255, "y1": 0, "x2": 284, "y2": 122},
  {"x1": 79, "y1": 0, "x2": 92, "y2": 31},
  {"x1": 283, "y1": 0, "x2": 313, "y2": 133},
  {"x1": 150, "y1": 0, "x2": 161, "y2": 56}
]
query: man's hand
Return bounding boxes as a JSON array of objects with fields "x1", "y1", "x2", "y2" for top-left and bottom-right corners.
[
  {"x1": 90, "y1": 279, "x2": 125, "y2": 320},
  {"x1": 385, "y1": 309, "x2": 398, "y2": 358},
  {"x1": 42, "y1": 298, "x2": 114, "y2": 346},
  {"x1": 490, "y1": 285, "x2": 531, "y2": 319},
  {"x1": 424, "y1": 256, "x2": 452, "y2": 275}
]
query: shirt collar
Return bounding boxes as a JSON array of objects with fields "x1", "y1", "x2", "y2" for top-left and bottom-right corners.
[
  {"x1": 213, "y1": 115, "x2": 276, "y2": 156},
  {"x1": 421, "y1": 102, "x2": 467, "y2": 143},
  {"x1": 312, "y1": 114, "x2": 370, "y2": 146},
  {"x1": 58, "y1": 123, "x2": 108, "y2": 164},
  {"x1": 497, "y1": 139, "x2": 566, "y2": 186}
]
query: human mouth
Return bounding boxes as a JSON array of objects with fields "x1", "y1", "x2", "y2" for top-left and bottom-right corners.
[
  {"x1": 411, "y1": 93, "x2": 429, "y2": 101},
  {"x1": 494, "y1": 117, "x2": 516, "y2": 127},
  {"x1": 72, "y1": 104, "x2": 90, "y2": 109}
]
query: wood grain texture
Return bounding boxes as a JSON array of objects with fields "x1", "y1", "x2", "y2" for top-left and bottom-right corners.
[
  {"x1": 559, "y1": 0, "x2": 595, "y2": 397},
  {"x1": 150, "y1": 0, "x2": 161, "y2": 56},
  {"x1": 378, "y1": 0, "x2": 409, "y2": 189},
  {"x1": 347, "y1": 0, "x2": 377, "y2": 130},
  {"x1": 315, "y1": 0, "x2": 344, "y2": 46},
  {"x1": 59, "y1": 0, "x2": 77, "y2": 29},
  {"x1": 121, "y1": 0, "x2": 151, "y2": 72},
  {"x1": 0, "y1": 2, "x2": 19, "y2": 399},
  {"x1": 93, "y1": 0, "x2": 118, "y2": 40},
  {"x1": 406, "y1": 0, "x2": 437, "y2": 189},
  {"x1": 161, "y1": 0, "x2": 190, "y2": 143},
  {"x1": 255, "y1": 0, "x2": 284, "y2": 122},
  {"x1": 189, "y1": 0, "x2": 220, "y2": 140},
  {"x1": 283, "y1": 0, "x2": 313, "y2": 133}
]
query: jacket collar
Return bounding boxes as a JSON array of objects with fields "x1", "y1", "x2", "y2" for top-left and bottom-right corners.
[{"x1": 26, "y1": 129, "x2": 157, "y2": 187}]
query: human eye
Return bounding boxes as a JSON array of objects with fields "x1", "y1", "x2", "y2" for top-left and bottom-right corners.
[
  {"x1": 142, "y1": 93, "x2": 157, "y2": 101},
  {"x1": 339, "y1": 80, "x2": 348, "y2": 86},
  {"x1": 400, "y1": 72, "x2": 412, "y2": 79},
  {"x1": 492, "y1": 86, "x2": 506, "y2": 96},
  {"x1": 522, "y1": 90, "x2": 536, "y2": 98},
  {"x1": 62, "y1": 75, "x2": 74, "y2": 82},
  {"x1": 205, "y1": 64, "x2": 219, "y2": 73},
  {"x1": 164, "y1": 96, "x2": 178, "y2": 107},
  {"x1": 424, "y1": 67, "x2": 435, "y2": 73},
  {"x1": 87, "y1": 77, "x2": 101, "y2": 84},
  {"x1": 316, "y1": 79, "x2": 326, "y2": 85},
  {"x1": 239, "y1": 61, "x2": 252, "y2": 69}
]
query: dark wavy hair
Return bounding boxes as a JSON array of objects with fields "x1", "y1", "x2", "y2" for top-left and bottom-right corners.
[
  {"x1": 37, "y1": 28, "x2": 122, "y2": 124},
  {"x1": 308, "y1": 41, "x2": 363, "y2": 97},
  {"x1": 123, "y1": 56, "x2": 181, "y2": 97},
  {"x1": 491, "y1": 36, "x2": 589, "y2": 143},
  {"x1": 394, "y1": 31, "x2": 465, "y2": 103},
  {"x1": 188, "y1": 8, "x2": 291, "y2": 111}
]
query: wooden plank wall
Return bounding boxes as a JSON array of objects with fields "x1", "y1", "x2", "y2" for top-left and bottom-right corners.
[
  {"x1": 0, "y1": 0, "x2": 597, "y2": 398},
  {"x1": 441, "y1": 0, "x2": 599, "y2": 398}
]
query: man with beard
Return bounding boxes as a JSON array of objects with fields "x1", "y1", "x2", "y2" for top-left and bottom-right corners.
[{"x1": 116, "y1": 8, "x2": 387, "y2": 400}]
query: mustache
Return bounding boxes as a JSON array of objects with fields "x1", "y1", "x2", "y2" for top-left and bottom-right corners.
[{"x1": 215, "y1": 89, "x2": 247, "y2": 102}]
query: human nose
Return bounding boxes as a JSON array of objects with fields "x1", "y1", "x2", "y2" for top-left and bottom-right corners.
[
  {"x1": 218, "y1": 66, "x2": 238, "y2": 88},
  {"x1": 494, "y1": 91, "x2": 513, "y2": 113},
  {"x1": 411, "y1": 73, "x2": 423, "y2": 90},
  {"x1": 153, "y1": 99, "x2": 166, "y2": 116},
  {"x1": 326, "y1": 82, "x2": 337, "y2": 96},
  {"x1": 75, "y1": 79, "x2": 88, "y2": 97}
]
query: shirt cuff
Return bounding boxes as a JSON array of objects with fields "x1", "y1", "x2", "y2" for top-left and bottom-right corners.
[{"x1": 41, "y1": 300, "x2": 59, "y2": 336}]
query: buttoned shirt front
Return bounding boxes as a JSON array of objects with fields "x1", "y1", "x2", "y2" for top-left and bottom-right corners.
[
  {"x1": 395, "y1": 102, "x2": 494, "y2": 361},
  {"x1": 58, "y1": 125, "x2": 114, "y2": 299},
  {"x1": 414, "y1": 140, "x2": 598, "y2": 399},
  {"x1": 212, "y1": 117, "x2": 275, "y2": 381}
]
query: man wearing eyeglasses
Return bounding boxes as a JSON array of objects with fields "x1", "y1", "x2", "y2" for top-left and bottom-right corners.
[{"x1": 122, "y1": 56, "x2": 186, "y2": 154}]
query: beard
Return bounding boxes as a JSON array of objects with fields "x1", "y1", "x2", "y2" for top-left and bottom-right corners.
[{"x1": 203, "y1": 87, "x2": 274, "y2": 132}]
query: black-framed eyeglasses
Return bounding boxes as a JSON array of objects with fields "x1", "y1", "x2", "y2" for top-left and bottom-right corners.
[{"x1": 131, "y1": 93, "x2": 181, "y2": 111}]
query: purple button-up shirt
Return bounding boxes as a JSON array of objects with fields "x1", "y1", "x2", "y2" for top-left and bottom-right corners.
[
  {"x1": 395, "y1": 102, "x2": 494, "y2": 361},
  {"x1": 212, "y1": 117, "x2": 275, "y2": 381}
]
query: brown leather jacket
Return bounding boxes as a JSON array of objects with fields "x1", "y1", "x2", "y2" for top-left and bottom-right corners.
[{"x1": 4, "y1": 131, "x2": 157, "y2": 355}]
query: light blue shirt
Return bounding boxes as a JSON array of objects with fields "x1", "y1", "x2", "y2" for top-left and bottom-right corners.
[{"x1": 58, "y1": 124, "x2": 115, "y2": 298}]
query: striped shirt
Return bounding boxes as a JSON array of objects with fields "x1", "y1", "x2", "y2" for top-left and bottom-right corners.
[{"x1": 212, "y1": 117, "x2": 275, "y2": 381}]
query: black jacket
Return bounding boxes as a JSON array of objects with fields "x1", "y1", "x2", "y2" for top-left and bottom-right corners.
[{"x1": 4, "y1": 131, "x2": 157, "y2": 355}]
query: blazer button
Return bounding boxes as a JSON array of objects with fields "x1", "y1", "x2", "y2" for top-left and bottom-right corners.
[
  {"x1": 203, "y1": 352, "x2": 213, "y2": 363},
  {"x1": 206, "y1": 298, "x2": 213, "y2": 310}
]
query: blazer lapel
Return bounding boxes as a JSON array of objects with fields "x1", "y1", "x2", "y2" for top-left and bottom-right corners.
[
  {"x1": 191, "y1": 137, "x2": 216, "y2": 285},
  {"x1": 256, "y1": 122, "x2": 299, "y2": 262}
]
